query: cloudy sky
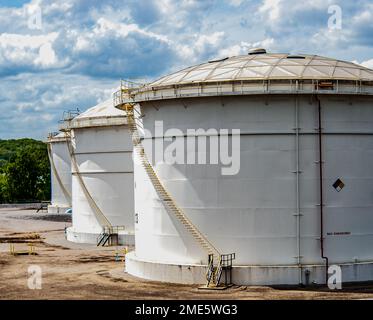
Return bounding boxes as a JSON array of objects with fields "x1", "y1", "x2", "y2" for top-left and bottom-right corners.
[{"x1": 0, "y1": 0, "x2": 372, "y2": 140}]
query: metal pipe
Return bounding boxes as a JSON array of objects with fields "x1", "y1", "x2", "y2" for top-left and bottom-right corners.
[
  {"x1": 316, "y1": 95, "x2": 329, "y2": 284},
  {"x1": 295, "y1": 95, "x2": 302, "y2": 284}
]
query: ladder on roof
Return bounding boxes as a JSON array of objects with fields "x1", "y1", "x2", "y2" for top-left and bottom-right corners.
[{"x1": 114, "y1": 87, "x2": 235, "y2": 287}]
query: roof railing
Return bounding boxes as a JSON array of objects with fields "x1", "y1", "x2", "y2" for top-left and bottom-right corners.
[
  {"x1": 129, "y1": 79, "x2": 373, "y2": 102},
  {"x1": 113, "y1": 79, "x2": 147, "y2": 107},
  {"x1": 59, "y1": 109, "x2": 80, "y2": 124},
  {"x1": 48, "y1": 132, "x2": 60, "y2": 139}
]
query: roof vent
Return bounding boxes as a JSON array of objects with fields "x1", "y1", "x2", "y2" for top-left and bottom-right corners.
[
  {"x1": 208, "y1": 57, "x2": 229, "y2": 63},
  {"x1": 287, "y1": 55, "x2": 306, "y2": 59},
  {"x1": 248, "y1": 48, "x2": 267, "y2": 55}
]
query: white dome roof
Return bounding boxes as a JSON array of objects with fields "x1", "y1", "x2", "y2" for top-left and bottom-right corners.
[
  {"x1": 75, "y1": 99, "x2": 124, "y2": 120},
  {"x1": 150, "y1": 53, "x2": 373, "y2": 87},
  {"x1": 123, "y1": 53, "x2": 373, "y2": 103},
  {"x1": 64, "y1": 99, "x2": 127, "y2": 130}
]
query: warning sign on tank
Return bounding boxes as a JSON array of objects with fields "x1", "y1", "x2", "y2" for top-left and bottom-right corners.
[{"x1": 333, "y1": 178, "x2": 345, "y2": 192}]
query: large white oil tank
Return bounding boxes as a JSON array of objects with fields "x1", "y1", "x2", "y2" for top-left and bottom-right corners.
[
  {"x1": 61, "y1": 99, "x2": 134, "y2": 245},
  {"x1": 118, "y1": 51, "x2": 373, "y2": 285},
  {"x1": 47, "y1": 132, "x2": 72, "y2": 214}
]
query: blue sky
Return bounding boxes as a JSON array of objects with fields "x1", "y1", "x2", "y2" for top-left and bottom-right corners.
[
  {"x1": 0, "y1": 0, "x2": 29, "y2": 7},
  {"x1": 0, "y1": 0, "x2": 373, "y2": 140}
]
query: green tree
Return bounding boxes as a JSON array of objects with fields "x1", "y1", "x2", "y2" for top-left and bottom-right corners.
[
  {"x1": 0, "y1": 173, "x2": 8, "y2": 203},
  {"x1": 1, "y1": 143, "x2": 50, "y2": 203},
  {"x1": 0, "y1": 138, "x2": 44, "y2": 166}
]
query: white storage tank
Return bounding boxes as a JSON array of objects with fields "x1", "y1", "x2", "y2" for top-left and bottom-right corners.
[
  {"x1": 47, "y1": 132, "x2": 72, "y2": 214},
  {"x1": 117, "y1": 51, "x2": 373, "y2": 285},
  {"x1": 61, "y1": 99, "x2": 135, "y2": 245}
]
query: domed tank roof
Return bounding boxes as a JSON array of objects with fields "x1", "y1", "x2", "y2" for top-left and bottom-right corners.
[
  {"x1": 150, "y1": 53, "x2": 373, "y2": 86},
  {"x1": 75, "y1": 99, "x2": 124, "y2": 120},
  {"x1": 65, "y1": 99, "x2": 127, "y2": 130},
  {"x1": 124, "y1": 52, "x2": 373, "y2": 103}
]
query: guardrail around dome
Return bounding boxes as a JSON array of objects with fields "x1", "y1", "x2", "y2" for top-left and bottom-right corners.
[
  {"x1": 59, "y1": 116, "x2": 127, "y2": 131},
  {"x1": 47, "y1": 132, "x2": 69, "y2": 143},
  {"x1": 117, "y1": 79, "x2": 373, "y2": 103}
]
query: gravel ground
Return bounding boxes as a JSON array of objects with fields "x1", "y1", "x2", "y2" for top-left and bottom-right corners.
[
  {"x1": 1, "y1": 208, "x2": 373, "y2": 300},
  {"x1": 9, "y1": 213, "x2": 72, "y2": 222}
]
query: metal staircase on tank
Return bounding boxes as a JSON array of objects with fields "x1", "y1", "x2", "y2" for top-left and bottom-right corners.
[
  {"x1": 97, "y1": 232, "x2": 111, "y2": 246},
  {"x1": 61, "y1": 122, "x2": 124, "y2": 247},
  {"x1": 97, "y1": 226, "x2": 122, "y2": 247},
  {"x1": 46, "y1": 136, "x2": 72, "y2": 206},
  {"x1": 206, "y1": 253, "x2": 235, "y2": 287},
  {"x1": 114, "y1": 83, "x2": 235, "y2": 287}
]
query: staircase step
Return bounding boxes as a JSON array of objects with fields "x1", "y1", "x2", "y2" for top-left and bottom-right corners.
[{"x1": 125, "y1": 107, "x2": 220, "y2": 275}]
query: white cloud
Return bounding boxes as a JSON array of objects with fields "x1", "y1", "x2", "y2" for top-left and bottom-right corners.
[
  {"x1": 35, "y1": 43, "x2": 57, "y2": 66},
  {"x1": 95, "y1": 18, "x2": 170, "y2": 43},
  {"x1": 0, "y1": 72, "x2": 117, "y2": 139},
  {"x1": 249, "y1": 38, "x2": 275, "y2": 49},
  {"x1": 0, "y1": 33, "x2": 57, "y2": 49},
  {"x1": 73, "y1": 18, "x2": 171, "y2": 56},
  {"x1": 173, "y1": 32, "x2": 226, "y2": 65},
  {"x1": 1, "y1": 0, "x2": 373, "y2": 139},
  {"x1": 351, "y1": 4, "x2": 373, "y2": 24},
  {"x1": 217, "y1": 39, "x2": 274, "y2": 57},
  {"x1": 227, "y1": 0, "x2": 245, "y2": 6},
  {"x1": 195, "y1": 32, "x2": 225, "y2": 52},
  {"x1": 259, "y1": 0, "x2": 282, "y2": 21},
  {"x1": 310, "y1": 28, "x2": 349, "y2": 50},
  {"x1": 355, "y1": 59, "x2": 373, "y2": 70},
  {"x1": 41, "y1": 113, "x2": 54, "y2": 121},
  {"x1": 218, "y1": 44, "x2": 244, "y2": 57},
  {"x1": 0, "y1": 32, "x2": 59, "y2": 69}
]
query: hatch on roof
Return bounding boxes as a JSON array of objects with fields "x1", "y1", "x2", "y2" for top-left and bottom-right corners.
[{"x1": 248, "y1": 48, "x2": 267, "y2": 55}]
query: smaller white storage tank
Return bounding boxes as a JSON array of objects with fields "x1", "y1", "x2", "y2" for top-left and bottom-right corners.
[
  {"x1": 61, "y1": 99, "x2": 135, "y2": 245},
  {"x1": 47, "y1": 132, "x2": 72, "y2": 214}
]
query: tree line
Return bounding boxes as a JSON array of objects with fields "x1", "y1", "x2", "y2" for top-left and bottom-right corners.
[{"x1": 0, "y1": 139, "x2": 50, "y2": 203}]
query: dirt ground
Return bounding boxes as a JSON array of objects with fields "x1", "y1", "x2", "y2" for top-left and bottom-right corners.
[{"x1": 1, "y1": 208, "x2": 373, "y2": 300}]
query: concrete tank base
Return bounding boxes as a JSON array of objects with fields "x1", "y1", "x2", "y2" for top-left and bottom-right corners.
[
  {"x1": 48, "y1": 205, "x2": 70, "y2": 214},
  {"x1": 66, "y1": 227, "x2": 135, "y2": 246},
  {"x1": 125, "y1": 252, "x2": 373, "y2": 286}
]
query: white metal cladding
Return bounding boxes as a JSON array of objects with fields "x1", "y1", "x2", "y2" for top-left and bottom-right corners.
[
  {"x1": 47, "y1": 133, "x2": 71, "y2": 210},
  {"x1": 70, "y1": 125, "x2": 134, "y2": 234},
  {"x1": 127, "y1": 54, "x2": 373, "y2": 103},
  {"x1": 67, "y1": 100, "x2": 134, "y2": 236},
  {"x1": 133, "y1": 95, "x2": 373, "y2": 270}
]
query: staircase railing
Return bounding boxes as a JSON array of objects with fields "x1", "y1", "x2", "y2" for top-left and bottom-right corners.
[
  {"x1": 97, "y1": 226, "x2": 124, "y2": 246},
  {"x1": 206, "y1": 253, "x2": 235, "y2": 287},
  {"x1": 114, "y1": 85, "x2": 235, "y2": 287},
  {"x1": 97, "y1": 232, "x2": 109, "y2": 246},
  {"x1": 63, "y1": 130, "x2": 112, "y2": 228}
]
